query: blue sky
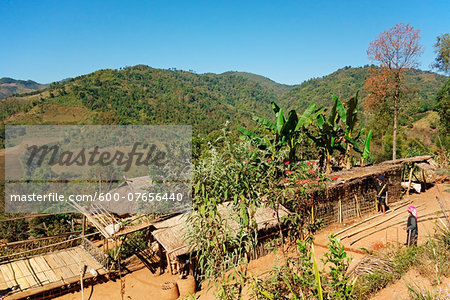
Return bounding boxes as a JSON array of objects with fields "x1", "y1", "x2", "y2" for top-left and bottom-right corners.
[{"x1": 1, "y1": 0, "x2": 449, "y2": 85}]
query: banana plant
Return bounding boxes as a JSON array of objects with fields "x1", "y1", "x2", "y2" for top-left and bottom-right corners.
[
  {"x1": 238, "y1": 102, "x2": 320, "y2": 162},
  {"x1": 307, "y1": 96, "x2": 347, "y2": 173},
  {"x1": 335, "y1": 93, "x2": 373, "y2": 168}
]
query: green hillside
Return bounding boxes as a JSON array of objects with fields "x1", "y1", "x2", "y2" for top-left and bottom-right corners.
[
  {"x1": 279, "y1": 66, "x2": 448, "y2": 113},
  {"x1": 1, "y1": 65, "x2": 447, "y2": 141},
  {"x1": 0, "y1": 77, "x2": 47, "y2": 99},
  {"x1": 222, "y1": 71, "x2": 295, "y2": 96},
  {"x1": 2, "y1": 66, "x2": 279, "y2": 134}
]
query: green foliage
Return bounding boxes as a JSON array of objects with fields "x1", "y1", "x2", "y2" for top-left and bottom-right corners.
[
  {"x1": 407, "y1": 284, "x2": 436, "y2": 300},
  {"x1": 322, "y1": 235, "x2": 355, "y2": 299},
  {"x1": 109, "y1": 231, "x2": 148, "y2": 262},
  {"x1": 0, "y1": 217, "x2": 29, "y2": 242},
  {"x1": 252, "y1": 235, "x2": 354, "y2": 299},
  {"x1": 279, "y1": 67, "x2": 446, "y2": 114},
  {"x1": 351, "y1": 270, "x2": 393, "y2": 298},
  {"x1": 307, "y1": 94, "x2": 371, "y2": 172},
  {"x1": 238, "y1": 101, "x2": 319, "y2": 162},
  {"x1": 51, "y1": 66, "x2": 277, "y2": 132},
  {"x1": 352, "y1": 227, "x2": 450, "y2": 299},
  {"x1": 29, "y1": 214, "x2": 74, "y2": 238},
  {"x1": 432, "y1": 33, "x2": 450, "y2": 75},
  {"x1": 435, "y1": 79, "x2": 450, "y2": 137},
  {"x1": 186, "y1": 195, "x2": 258, "y2": 299}
]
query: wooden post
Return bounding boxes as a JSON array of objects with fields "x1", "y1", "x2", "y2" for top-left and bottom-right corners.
[
  {"x1": 157, "y1": 243, "x2": 163, "y2": 275},
  {"x1": 80, "y1": 264, "x2": 86, "y2": 300},
  {"x1": 375, "y1": 194, "x2": 378, "y2": 212},
  {"x1": 354, "y1": 196, "x2": 359, "y2": 218},
  {"x1": 82, "y1": 216, "x2": 87, "y2": 237},
  {"x1": 386, "y1": 192, "x2": 389, "y2": 208},
  {"x1": 338, "y1": 200, "x2": 342, "y2": 223},
  {"x1": 406, "y1": 165, "x2": 414, "y2": 196},
  {"x1": 422, "y1": 169, "x2": 427, "y2": 191},
  {"x1": 166, "y1": 251, "x2": 173, "y2": 274}
]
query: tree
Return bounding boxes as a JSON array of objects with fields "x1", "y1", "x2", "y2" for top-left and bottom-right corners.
[
  {"x1": 435, "y1": 79, "x2": 450, "y2": 136},
  {"x1": 366, "y1": 23, "x2": 423, "y2": 160},
  {"x1": 432, "y1": 33, "x2": 450, "y2": 75}
]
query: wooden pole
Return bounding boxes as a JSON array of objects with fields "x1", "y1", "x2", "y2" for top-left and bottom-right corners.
[
  {"x1": 82, "y1": 216, "x2": 87, "y2": 237},
  {"x1": 422, "y1": 169, "x2": 427, "y2": 191},
  {"x1": 335, "y1": 201, "x2": 412, "y2": 236},
  {"x1": 80, "y1": 264, "x2": 86, "y2": 300},
  {"x1": 355, "y1": 195, "x2": 361, "y2": 218},
  {"x1": 406, "y1": 165, "x2": 414, "y2": 196},
  {"x1": 158, "y1": 243, "x2": 163, "y2": 275},
  {"x1": 339, "y1": 200, "x2": 342, "y2": 223},
  {"x1": 350, "y1": 215, "x2": 444, "y2": 246},
  {"x1": 341, "y1": 204, "x2": 424, "y2": 240},
  {"x1": 386, "y1": 192, "x2": 389, "y2": 207},
  {"x1": 166, "y1": 251, "x2": 173, "y2": 274}
]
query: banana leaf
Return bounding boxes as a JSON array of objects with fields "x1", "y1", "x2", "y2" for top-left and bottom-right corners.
[
  {"x1": 362, "y1": 130, "x2": 373, "y2": 159},
  {"x1": 336, "y1": 96, "x2": 347, "y2": 124},
  {"x1": 238, "y1": 127, "x2": 263, "y2": 145},
  {"x1": 345, "y1": 92, "x2": 359, "y2": 131},
  {"x1": 271, "y1": 101, "x2": 281, "y2": 114},
  {"x1": 281, "y1": 110, "x2": 299, "y2": 136},
  {"x1": 295, "y1": 102, "x2": 317, "y2": 130},
  {"x1": 344, "y1": 135, "x2": 363, "y2": 153},
  {"x1": 252, "y1": 115, "x2": 275, "y2": 131},
  {"x1": 275, "y1": 107, "x2": 285, "y2": 135}
]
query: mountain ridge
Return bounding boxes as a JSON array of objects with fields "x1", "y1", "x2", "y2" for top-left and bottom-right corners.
[
  {"x1": 1, "y1": 65, "x2": 447, "y2": 137},
  {"x1": 0, "y1": 77, "x2": 47, "y2": 99}
]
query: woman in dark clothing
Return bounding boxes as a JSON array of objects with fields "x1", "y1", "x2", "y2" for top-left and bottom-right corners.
[
  {"x1": 404, "y1": 205, "x2": 418, "y2": 246},
  {"x1": 376, "y1": 175, "x2": 388, "y2": 214}
]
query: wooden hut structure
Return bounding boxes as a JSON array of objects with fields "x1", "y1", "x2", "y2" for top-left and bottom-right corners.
[
  {"x1": 310, "y1": 155, "x2": 438, "y2": 226},
  {"x1": 151, "y1": 202, "x2": 290, "y2": 274}
]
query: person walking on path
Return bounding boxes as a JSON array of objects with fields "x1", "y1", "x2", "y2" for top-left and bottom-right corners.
[
  {"x1": 404, "y1": 205, "x2": 418, "y2": 247},
  {"x1": 376, "y1": 175, "x2": 388, "y2": 214}
]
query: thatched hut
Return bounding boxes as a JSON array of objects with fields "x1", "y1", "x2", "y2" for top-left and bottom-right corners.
[
  {"x1": 150, "y1": 202, "x2": 290, "y2": 274},
  {"x1": 309, "y1": 155, "x2": 437, "y2": 226}
]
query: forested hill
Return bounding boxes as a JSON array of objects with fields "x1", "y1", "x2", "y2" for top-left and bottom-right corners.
[
  {"x1": 1, "y1": 65, "x2": 447, "y2": 137},
  {"x1": 0, "y1": 77, "x2": 47, "y2": 99},
  {"x1": 2, "y1": 65, "x2": 280, "y2": 134},
  {"x1": 279, "y1": 66, "x2": 448, "y2": 113},
  {"x1": 222, "y1": 71, "x2": 295, "y2": 96}
]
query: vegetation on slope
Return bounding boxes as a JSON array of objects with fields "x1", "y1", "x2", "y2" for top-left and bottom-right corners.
[{"x1": 0, "y1": 65, "x2": 447, "y2": 158}]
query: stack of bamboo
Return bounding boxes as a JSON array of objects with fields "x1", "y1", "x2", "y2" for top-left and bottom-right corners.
[{"x1": 347, "y1": 256, "x2": 393, "y2": 277}]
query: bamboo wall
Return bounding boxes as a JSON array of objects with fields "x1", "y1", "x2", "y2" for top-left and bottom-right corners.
[{"x1": 314, "y1": 166, "x2": 403, "y2": 226}]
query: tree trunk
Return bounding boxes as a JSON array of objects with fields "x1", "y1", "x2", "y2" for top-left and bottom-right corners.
[
  {"x1": 346, "y1": 143, "x2": 352, "y2": 169},
  {"x1": 393, "y1": 94, "x2": 397, "y2": 161}
]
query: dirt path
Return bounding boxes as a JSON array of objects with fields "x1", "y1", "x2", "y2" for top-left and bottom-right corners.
[
  {"x1": 371, "y1": 269, "x2": 450, "y2": 300},
  {"x1": 54, "y1": 183, "x2": 450, "y2": 300}
]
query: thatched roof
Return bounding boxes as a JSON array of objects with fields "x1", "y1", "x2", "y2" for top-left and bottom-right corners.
[
  {"x1": 329, "y1": 155, "x2": 436, "y2": 183},
  {"x1": 151, "y1": 202, "x2": 290, "y2": 259}
]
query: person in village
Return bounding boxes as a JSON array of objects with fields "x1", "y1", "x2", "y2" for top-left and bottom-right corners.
[
  {"x1": 404, "y1": 205, "x2": 418, "y2": 246},
  {"x1": 376, "y1": 175, "x2": 388, "y2": 214}
]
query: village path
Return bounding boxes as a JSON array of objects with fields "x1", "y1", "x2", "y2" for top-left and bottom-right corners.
[{"x1": 55, "y1": 183, "x2": 450, "y2": 300}]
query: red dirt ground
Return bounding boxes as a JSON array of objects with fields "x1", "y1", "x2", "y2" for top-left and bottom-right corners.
[{"x1": 55, "y1": 183, "x2": 450, "y2": 300}]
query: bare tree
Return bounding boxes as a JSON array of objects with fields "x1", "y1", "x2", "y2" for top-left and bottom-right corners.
[{"x1": 366, "y1": 23, "x2": 423, "y2": 160}]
